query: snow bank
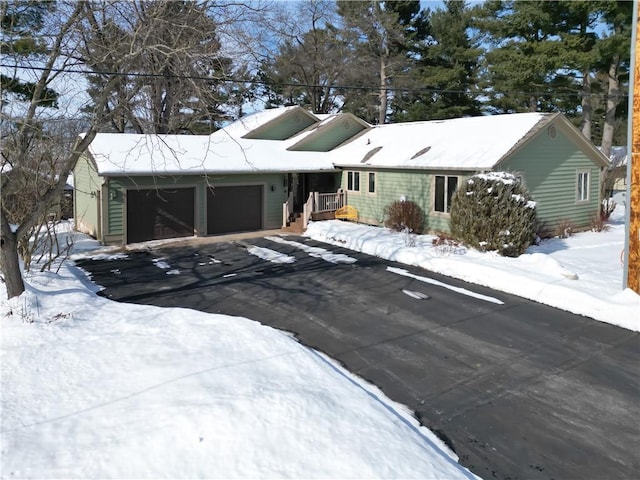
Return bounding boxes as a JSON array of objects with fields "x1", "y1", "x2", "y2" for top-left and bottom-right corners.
[
  {"x1": 305, "y1": 209, "x2": 639, "y2": 331},
  {"x1": 1, "y1": 253, "x2": 474, "y2": 479}
]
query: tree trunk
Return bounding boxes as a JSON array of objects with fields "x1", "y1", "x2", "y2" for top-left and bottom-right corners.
[
  {"x1": 378, "y1": 55, "x2": 387, "y2": 125},
  {"x1": 581, "y1": 69, "x2": 592, "y2": 139},
  {"x1": 601, "y1": 54, "x2": 620, "y2": 158},
  {"x1": 0, "y1": 213, "x2": 25, "y2": 299}
]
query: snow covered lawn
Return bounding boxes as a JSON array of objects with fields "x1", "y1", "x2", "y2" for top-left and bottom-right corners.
[
  {"x1": 2, "y1": 206, "x2": 638, "y2": 479},
  {"x1": 1, "y1": 227, "x2": 475, "y2": 478},
  {"x1": 305, "y1": 207, "x2": 638, "y2": 331}
]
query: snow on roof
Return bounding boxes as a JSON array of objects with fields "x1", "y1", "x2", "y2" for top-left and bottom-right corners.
[
  {"x1": 87, "y1": 107, "x2": 336, "y2": 176},
  {"x1": 330, "y1": 113, "x2": 550, "y2": 170},
  {"x1": 219, "y1": 106, "x2": 302, "y2": 137},
  {"x1": 86, "y1": 110, "x2": 551, "y2": 176},
  {"x1": 607, "y1": 146, "x2": 628, "y2": 167}
]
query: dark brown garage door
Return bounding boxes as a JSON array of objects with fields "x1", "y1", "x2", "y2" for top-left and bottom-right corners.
[
  {"x1": 127, "y1": 188, "x2": 195, "y2": 244},
  {"x1": 207, "y1": 185, "x2": 263, "y2": 235}
]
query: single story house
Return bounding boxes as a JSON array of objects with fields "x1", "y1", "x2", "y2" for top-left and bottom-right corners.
[
  {"x1": 74, "y1": 106, "x2": 609, "y2": 245},
  {"x1": 330, "y1": 112, "x2": 609, "y2": 233}
]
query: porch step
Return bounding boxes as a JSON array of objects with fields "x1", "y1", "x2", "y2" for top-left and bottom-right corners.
[
  {"x1": 311, "y1": 211, "x2": 336, "y2": 221},
  {"x1": 282, "y1": 214, "x2": 305, "y2": 234},
  {"x1": 282, "y1": 211, "x2": 337, "y2": 234}
]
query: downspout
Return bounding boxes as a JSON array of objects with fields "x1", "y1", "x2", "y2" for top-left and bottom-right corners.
[{"x1": 100, "y1": 181, "x2": 107, "y2": 244}]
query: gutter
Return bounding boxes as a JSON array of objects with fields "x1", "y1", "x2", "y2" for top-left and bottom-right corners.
[
  {"x1": 99, "y1": 168, "x2": 341, "y2": 177},
  {"x1": 332, "y1": 163, "x2": 482, "y2": 172}
]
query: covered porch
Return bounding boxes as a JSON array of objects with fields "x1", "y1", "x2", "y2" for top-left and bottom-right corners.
[{"x1": 281, "y1": 172, "x2": 345, "y2": 232}]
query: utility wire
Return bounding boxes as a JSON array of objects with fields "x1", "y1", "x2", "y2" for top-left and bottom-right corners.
[{"x1": 0, "y1": 63, "x2": 627, "y2": 99}]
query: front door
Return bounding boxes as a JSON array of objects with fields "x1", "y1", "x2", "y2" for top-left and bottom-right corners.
[{"x1": 288, "y1": 173, "x2": 310, "y2": 212}]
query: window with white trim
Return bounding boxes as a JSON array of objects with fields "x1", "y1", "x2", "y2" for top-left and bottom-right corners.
[
  {"x1": 577, "y1": 170, "x2": 590, "y2": 202},
  {"x1": 347, "y1": 171, "x2": 360, "y2": 192},
  {"x1": 434, "y1": 175, "x2": 458, "y2": 213},
  {"x1": 367, "y1": 172, "x2": 376, "y2": 194}
]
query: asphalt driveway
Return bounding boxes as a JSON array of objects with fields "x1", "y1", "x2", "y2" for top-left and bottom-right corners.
[{"x1": 75, "y1": 235, "x2": 640, "y2": 480}]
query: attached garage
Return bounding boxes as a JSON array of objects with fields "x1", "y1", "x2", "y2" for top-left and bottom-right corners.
[
  {"x1": 127, "y1": 188, "x2": 195, "y2": 244},
  {"x1": 207, "y1": 185, "x2": 263, "y2": 235},
  {"x1": 73, "y1": 107, "x2": 345, "y2": 246}
]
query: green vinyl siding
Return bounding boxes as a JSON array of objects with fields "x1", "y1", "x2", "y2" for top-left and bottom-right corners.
[
  {"x1": 244, "y1": 110, "x2": 317, "y2": 140},
  {"x1": 500, "y1": 126, "x2": 601, "y2": 229},
  {"x1": 290, "y1": 118, "x2": 367, "y2": 152},
  {"x1": 340, "y1": 169, "x2": 468, "y2": 232},
  {"x1": 106, "y1": 179, "x2": 126, "y2": 235},
  {"x1": 73, "y1": 154, "x2": 102, "y2": 237}
]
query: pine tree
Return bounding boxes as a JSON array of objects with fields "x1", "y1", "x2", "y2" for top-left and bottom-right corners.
[
  {"x1": 553, "y1": 0, "x2": 601, "y2": 139},
  {"x1": 0, "y1": 1, "x2": 58, "y2": 107},
  {"x1": 391, "y1": 0, "x2": 481, "y2": 121},
  {"x1": 256, "y1": 26, "x2": 350, "y2": 114},
  {"x1": 337, "y1": 0, "x2": 424, "y2": 124},
  {"x1": 475, "y1": 0, "x2": 568, "y2": 113},
  {"x1": 598, "y1": 0, "x2": 633, "y2": 156}
]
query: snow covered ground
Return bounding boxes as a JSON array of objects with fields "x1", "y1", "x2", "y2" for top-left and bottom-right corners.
[
  {"x1": 1, "y1": 226, "x2": 475, "y2": 479},
  {"x1": 1, "y1": 206, "x2": 637, "y2": 479},
  {"x1": 306, "y1": 206, "x2": 639, "y2": 331}
]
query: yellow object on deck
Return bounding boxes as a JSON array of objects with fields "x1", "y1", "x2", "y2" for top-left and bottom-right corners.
[{"x1": 335, "y1": 205, "x2": 358, "y2": 221}]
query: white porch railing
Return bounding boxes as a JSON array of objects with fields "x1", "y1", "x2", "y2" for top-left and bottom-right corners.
[
  {"x1": 285, "y1": 190, "x2": 347, "y2": 230},
  {"x1": 282, "y1": 192, "x2": 294, "y2": 228},
  {"x1": 302, "y1": 192, "x2": 315, "y2": 230},
  {"x1": 315, "y1": 191, "x2": 346, "y2": 213}
]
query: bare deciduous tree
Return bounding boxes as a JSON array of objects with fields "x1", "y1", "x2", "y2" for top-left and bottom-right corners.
[
  {"x1": 1, "y1": 0, "x2": 269, "y2": 299},
  {"x1": 83, "y1": 0, "x2": 237, "y2": 134},
  {"x1": 253, "y1": 0, "x2": 350, "y2": 114}
]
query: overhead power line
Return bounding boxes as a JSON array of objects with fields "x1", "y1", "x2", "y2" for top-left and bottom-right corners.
[{"x1": 0, "y1": 63, "x2": 629, "y2": 99}]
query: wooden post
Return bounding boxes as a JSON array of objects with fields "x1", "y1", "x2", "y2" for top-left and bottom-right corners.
[{"x1": 626, "y1": 1, "x2": 640, "y2": 293}]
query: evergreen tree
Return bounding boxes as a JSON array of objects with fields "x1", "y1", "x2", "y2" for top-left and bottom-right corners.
[
  {"x1": 0, "y1": 0, "x2": 58, "y2": 107},
  {"x1": 554, "y1": 0, "x2": 601, "y2": 139},
  {"x1": 251, "y1": 0, "x2": 348, "y2": 114},
  {"x1": 336, "y1": 0, "x2": 424, "y2": 124},
  {"x1": 475, "y1": 0, "x2": 567, "y2": 113},
  {"x1": 597, "y1": 0, "x2": 632, "y2": 156},
  {"x1": 256, "y1": 25, "x2": 351, "y2": 114},
  {"x1": 391, "y1": 0, "x2": 482, "y2": 121},
  {"x1": 474, "y1": 0, "x2": 631, "y2": 148}
]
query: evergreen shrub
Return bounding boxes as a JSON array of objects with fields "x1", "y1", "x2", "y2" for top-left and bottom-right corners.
[{"x1": 449, "y1": 171, "x2": 537, "y2": 257}]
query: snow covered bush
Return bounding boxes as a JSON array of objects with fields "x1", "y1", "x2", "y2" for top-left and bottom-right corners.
[
  {"x1": 449, "y1": 171, "x2": 537, "y2": 257},
  {"x1": 384, "y1": 200, "x2": 425, "y2": 234}
]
